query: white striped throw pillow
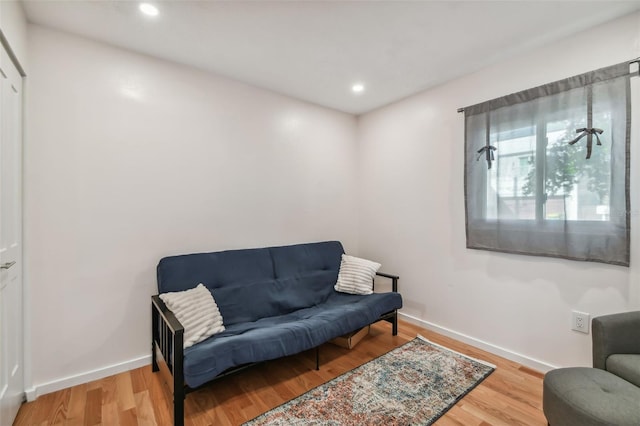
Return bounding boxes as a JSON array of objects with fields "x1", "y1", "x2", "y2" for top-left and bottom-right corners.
[
  {"x1": 334, "y1": 254, "x2": 381, "y2": 295},
  {"x1": 159, "y1": 284, "x2": 225, "y2": 349}
]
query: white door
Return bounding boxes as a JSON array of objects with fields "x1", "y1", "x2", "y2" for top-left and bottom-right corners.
[{"x1": 0, "y1": 45, "x2": 23, "y2": 425}]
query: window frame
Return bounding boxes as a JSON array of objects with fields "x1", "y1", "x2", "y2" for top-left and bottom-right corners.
[{"x1": 478, "y1": 102, "x2": 618, "y2": 228}]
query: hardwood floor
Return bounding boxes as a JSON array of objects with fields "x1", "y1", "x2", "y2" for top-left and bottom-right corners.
[{"x1": 14, "y1": 320, "x2": 547, "y2": 425}]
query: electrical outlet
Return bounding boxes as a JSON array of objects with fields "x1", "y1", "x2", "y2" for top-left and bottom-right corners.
[{"x1": 572, "y1": 311, "x2": 590, "y2": 334}]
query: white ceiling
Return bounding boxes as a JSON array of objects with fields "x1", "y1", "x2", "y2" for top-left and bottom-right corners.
[{"x1": 22, "y1": 1, "x2": 640, "y2": 115}]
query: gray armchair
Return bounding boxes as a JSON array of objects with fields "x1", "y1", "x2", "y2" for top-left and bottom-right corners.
[
  {"x1": 543, "y1": 311, "x2": 640, "y2": 426},
  {"x1": 592, "y1": 311, "x2": 640, "y2": 386}
]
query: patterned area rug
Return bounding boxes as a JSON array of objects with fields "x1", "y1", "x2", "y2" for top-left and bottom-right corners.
[{"x1": 244, "y1": 335, "x2": 495, "y2": 426}]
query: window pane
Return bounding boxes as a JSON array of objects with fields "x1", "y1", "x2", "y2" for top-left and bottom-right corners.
[
  {"x1": 544, "y1": 115, "x2": 611, "y2": 221},
  {"x1": 486, "y1": 126, "x2": 536, "y2": 220}
]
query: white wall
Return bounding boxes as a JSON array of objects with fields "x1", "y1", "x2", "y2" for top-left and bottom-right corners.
[
  {"x1": 24, "y1": 25, "x2": 358, "y2": 396},
  {"x1": 359, "y1": 12, "x2": 640, "y2": 371}
]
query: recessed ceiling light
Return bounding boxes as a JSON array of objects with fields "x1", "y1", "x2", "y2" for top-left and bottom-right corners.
[
  {"x1": 139, "y1": 3, "x2": 159, "y2": 17},
  {"x1": 351, "y1": 83, "x2": 365, "y2": 94}
]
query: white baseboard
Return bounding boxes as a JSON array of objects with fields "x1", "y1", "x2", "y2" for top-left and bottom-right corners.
[
  {"x1": 399, "y1": 312, "x2": 557, "y2": 373},
  {"x1": 25, "y1": 355, "x2": 151, "y2": 402}
]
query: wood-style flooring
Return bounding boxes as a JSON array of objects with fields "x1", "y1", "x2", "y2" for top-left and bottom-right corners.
[{"x1": 14, "y1": 320, "x2": 547, "y2": 425}]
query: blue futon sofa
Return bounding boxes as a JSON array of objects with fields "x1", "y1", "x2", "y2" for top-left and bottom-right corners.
[{"x1": 151, "y1": 241, "x2": 402, "y2": 426}]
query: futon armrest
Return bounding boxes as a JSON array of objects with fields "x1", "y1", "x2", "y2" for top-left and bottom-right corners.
[
  {"x1": 592, "y1": 311, "x2": 640, "y2": 370},
  {"x1": 376, "y1": 271, "x2": 399, "y2": 280},
  {"x1": 152, "y1": 295, "x2": 184, "y2": 334},
  {"x1": 151, "y1": 294, "x2": 184, "y2": 379},
  {"x1": 376, "y1": 271, "x2": 399, "y2": 292},
  {"x1": 151, "y1": 295, "x2": 186, "y2": 426}
]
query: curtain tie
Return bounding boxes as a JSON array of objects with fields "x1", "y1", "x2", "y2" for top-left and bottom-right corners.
[
  {"x1": 476, "y1": 145, "x2": 497, "y2": 169},
  {"x1": 568, "y1": 127, "x2": 603, "y2": 159}
]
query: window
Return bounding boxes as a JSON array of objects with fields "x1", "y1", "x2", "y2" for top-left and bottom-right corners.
[{"x1": 464, "y1": 62, "x2": 632, "y2": 266}]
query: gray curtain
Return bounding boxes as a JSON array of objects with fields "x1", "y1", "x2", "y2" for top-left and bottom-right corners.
[{"x1": 464, "y1": 62, "x2": 631, "y2": 266}]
